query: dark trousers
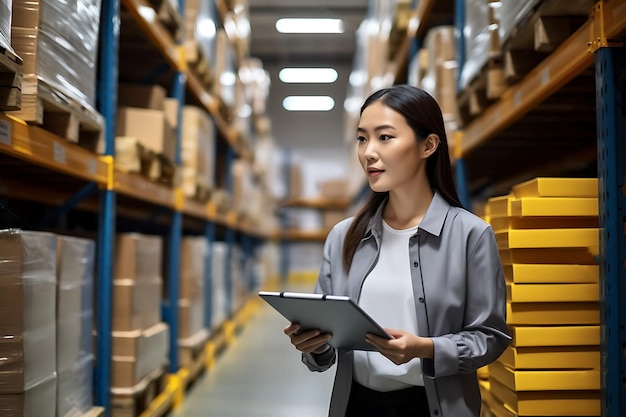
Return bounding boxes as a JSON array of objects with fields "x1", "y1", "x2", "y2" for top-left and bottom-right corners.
[{"x1": 345, "y1": 380, "x2": 430, "y2": 417}]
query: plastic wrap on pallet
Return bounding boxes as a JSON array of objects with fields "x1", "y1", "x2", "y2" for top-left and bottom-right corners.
[
  {"x1": 57, "y1": 354, "x2": 93, "y2": 417},
  {"x1": 211, "y1": 242, "x2": 228, "y2": 330},
  {"x1": 179, "y1": 236, "x2": 207, "y2": 339},
  {"x1": 0, "y1": 0, "x2": 14, "y2": 53},
  {"x1": 459, "y1": 0, "x2": 491, "y2": 89},
  {"x1": 0, "y1": 229, "x2": 57, "y2": 398},
  {"x1": 56, "y1": 236, "x2": 95, "y2": 417},
  {"x1": 11, "y1": 0, "x2": 101, "y2": 109},
  {"x1": 0, "y1": 372, "x2": 57, "y2": 417},
  {"x1": 496, "y1": 0, "x2": 542, "y2": 47}
]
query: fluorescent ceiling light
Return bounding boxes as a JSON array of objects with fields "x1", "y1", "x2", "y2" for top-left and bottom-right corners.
[
  {"x1": 279, "y1": 68, "x2": 338, "y2": 84},
  {"x1": 283, "y1": 96, "x2": 335, "y2": 111},
  {"x1": 276, "y1": 18, "x2": 344, "y2": 34}
]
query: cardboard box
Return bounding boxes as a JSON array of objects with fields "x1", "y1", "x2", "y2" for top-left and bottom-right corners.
[
  {"x1": 114, "y1": 234, "x2": 163, "y2": 282},
  {"x1": 181, "y1": 106, "x2": 216, "y2": 196},
  {"x1": 319, "y1": 179, "x2": 349, "y2": 198},
  {"x1": 57, "y1": 354, "x2": 93, "y2": 417},
  {"x1": 112, "y1": 278, "x2": 162, "y2": 332},
  {"x1": 179, "y1": 299, "x2": 205, "y2": 339},
  {"x1": 117, "y1": 83, "x2": 166, "y2": 110},
  {"x1": 116, "y1": 107, "x2": 176, "y2": 160},
  {"x1": 111, "y1": 322, "x2": 169, "y2": 388},
  {"x1": 323, "y1": 210, "x2": 346, "y2": 230},
  {"x1": 0, "y1": 373, "x2": 56, "y2": 417},
  {"x1": 180, "y1": 237, "x2": 207, "y2": 301},
  {"x1": 164, "y1": 98, "x2": 179, "y2": 128}
]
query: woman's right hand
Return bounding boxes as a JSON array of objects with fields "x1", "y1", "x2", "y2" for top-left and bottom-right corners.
[{"x1": 284, "y1": 323, "x2": 332, "y2": 354}]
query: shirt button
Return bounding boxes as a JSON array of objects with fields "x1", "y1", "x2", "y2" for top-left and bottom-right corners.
[
  {"x1": 413, "y1": 261, "x2": 419, "y2": 267},
  {"x1": 418, "y1": 297, "x2": 425, "y2": 303},
  {"x1": 434, "y1": 411, "x2": 439, "y2": 415}
]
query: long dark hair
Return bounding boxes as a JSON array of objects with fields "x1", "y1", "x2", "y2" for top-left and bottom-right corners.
[{"x1": 342, "y1": 85, "x2": 462, "y2": 272}]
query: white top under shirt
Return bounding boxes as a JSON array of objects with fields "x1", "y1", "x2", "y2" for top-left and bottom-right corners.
[{"x1": 353, "y1": 220, "x2": 424, "y2": 391}]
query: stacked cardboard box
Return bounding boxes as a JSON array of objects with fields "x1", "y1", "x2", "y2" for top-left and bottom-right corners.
[
  {"x1": 178, "y1": 237, "x2": 209, "y2": 367},
  {"x1": 56, "y1": 236, "x2": 96, "y2": 417},
  {"x1": 0, "y1": 230, "x2": 57, "y2": 417},
  {"x1": 111, "y1": 234, "x2": 169, "y2": 392},
  {"x1": 181, "y1": 106, "x2": 216, "y2": 200},
  {"x1": 210, "y1": 242, "x2": 229, "y2": 330},
  {"x1": 116, "y1": 83, "x2": 177, "y2": 181},
  {"x1": 484, "y1": 178, "x2": 601, "y2": 416}
]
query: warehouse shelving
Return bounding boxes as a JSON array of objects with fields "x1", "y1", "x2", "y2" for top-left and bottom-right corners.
[
  {"x1": 390, "y1": 0, "x2": 626, "y2": 415},
  {"x1": 1, "y1": 1, "x2": 270, "y2": 416}
]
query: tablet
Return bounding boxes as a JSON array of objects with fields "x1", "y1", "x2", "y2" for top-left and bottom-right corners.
[{"x1": 258, "y1": 291, "x2": 392, "y2": 351}]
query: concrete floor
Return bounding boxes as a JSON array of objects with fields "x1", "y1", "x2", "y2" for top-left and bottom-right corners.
[{"x1": 166, "y1": 286, "x2": 336, "y2": 417}]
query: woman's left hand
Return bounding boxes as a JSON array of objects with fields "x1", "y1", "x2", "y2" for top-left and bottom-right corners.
[{"x1": 365, "y1": 329, "x2": 434, "y2": 365}]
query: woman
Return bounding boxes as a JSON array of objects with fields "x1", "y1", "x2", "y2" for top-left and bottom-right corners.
[{"x1": 284, "y1": 85, "x2": 511, "y2": 416}]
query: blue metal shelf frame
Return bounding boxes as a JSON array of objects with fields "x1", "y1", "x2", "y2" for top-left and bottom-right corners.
[
  {"x1": 164, "y1": 70, "x2": 187, "y2": 373},
  {"x1": 596, "y1": 44, "x2": 626, "y2": 417},
  {"x1": 95, "y1": 0, "x2": 120, "y2": 413}
]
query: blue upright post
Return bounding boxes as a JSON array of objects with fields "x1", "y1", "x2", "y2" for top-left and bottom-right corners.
[
  {"x1": 595, "y1": 45, "x2": 626, "y2": 417},
  {"x1": 454, "y1": 157, "x2": 471, "y2": 210},
  {"x1": 165, "y1": 71, "x2": 186, "y2": 373},
  {"x1": 224, "y1": 145, "x2": 236, "y2": 315},
  {"x1": 95, "y1": 0, "x2": 119, "y2": 413}
]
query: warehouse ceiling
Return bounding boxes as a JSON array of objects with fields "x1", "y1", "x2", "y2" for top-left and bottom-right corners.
[{"x1": 247, "y1": 0, "x2": 369, "y2": 65}]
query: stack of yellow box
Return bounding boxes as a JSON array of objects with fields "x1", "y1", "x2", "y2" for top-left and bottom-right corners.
[{"x1": 483, "y1": 178, "x2": 601, "y2": 417}]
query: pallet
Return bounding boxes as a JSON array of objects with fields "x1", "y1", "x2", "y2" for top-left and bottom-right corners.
[
  {"x1": 115, "y1": 136, "x2": 177, "y2": 186},
  {"x1": 184, "y1": 40, "x2": 214, "y2": 90},
  {"x1": 149, "y1": 0, "x2": 184, "y2": 43},
  {"x1": 178, "y1": 328, "x2": 210, "y2": 369},
  {"x1": 0, "y1": 46, "x2": 23, "y2": 111},
  {"x1": 457, "y1": 58, "x2": 505, "y2": 127},
  {"x1": 80, "y1": 406, "x2": 106, "y2": 417},
  {"x1": 501, "y1": 0, "x2": 592, "y2": 85},
  {"x1": 111, "y1": 364, "x2": 169, "y2": 417},
  {"x1": 7, "y1": 78, "x2": 104, "y2": 153}
]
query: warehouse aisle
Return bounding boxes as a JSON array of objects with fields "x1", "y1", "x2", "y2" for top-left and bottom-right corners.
[{"x1": 167, "y1": 285, "x2": 335, "y2": 417}]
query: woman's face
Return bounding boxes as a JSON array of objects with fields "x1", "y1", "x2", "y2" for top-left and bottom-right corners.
[{"x1": 357, "y1": 101, "x2": 428, "y2": 193}]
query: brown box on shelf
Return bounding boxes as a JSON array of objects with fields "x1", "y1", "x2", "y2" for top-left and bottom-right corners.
[
  {"x1": 112, "y1": 278, "x2": 162, "y2": 332},
  {"x1": 116, "y1": 107, "x2": 176, "y2": 161},
  {"x1": 323, "y1": 210, "x2": 347, "y2": 230},
  {"x1": 164, "y1": 97, "x2": 179, "y2": 128},
  {"x1": 111, "y1": 322, "x2": 169, "y2": 388},
  {"x1": 181, "y1": 106, "x2": 216, "y2": 197},
  {"x1": 114, "y1": 234, "x2": 163, "y2": 282},
  {"x1": 178, "y1": 298, "x2": 205, "y2": 339},
  {"x1": 180, "y1": 237, "x2": 206, "y2": 301},
  {"x1": 319, "y1": 179, "x2": 349, "y2": 198},
  {"x1": 117, "y1": 83, "x2": 166, "y2": 111}
]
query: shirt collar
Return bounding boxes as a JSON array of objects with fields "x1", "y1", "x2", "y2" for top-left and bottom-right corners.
[{"x1": 364, "y1": 191, "x2": 450, "y2": 239}]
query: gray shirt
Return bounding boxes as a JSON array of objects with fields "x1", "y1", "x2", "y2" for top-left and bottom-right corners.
[{"x1": 301, "y1": 192, "x2": 511, "y2": 417}]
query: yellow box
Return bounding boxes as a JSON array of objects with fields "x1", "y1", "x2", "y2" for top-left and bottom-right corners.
[
  {"x1": 489, "y1": 360, "x2": 600, "y2": 391},
  {"x1": 487, "y1": 194, "x2": 514, "y2": 217},
  {"x1": 507, "y1": 283, "x2": 599, "y2": 303},
  {"x1": 511, "y1": 326, "x2": 600, "y2": 347},
  {"x1": 490, "y1": 216, "x2": 598, "y2": 232},
  {"x1": 489, "y1": 377, "x2": 600, "y2": 416},
  {"x1": 510, "y1": 197, "x2": 598, "y2": 217},
  {"x1": 499, "y1": 345, "x2": 600, "y2": 370},
  {"x1": 503, "y1": 264, "x2": 599, "y2": 284},
  {"x1": 507, "y1": 302, "x2": 599, "y2": 326},
  {"x1": 496, "y1": 229, "x2": 599, "y2": 250},
  {"x1": 512, "y1": 178, "x2": 598, "y2": 198},
  {"x1": 498, "y1": 248, "x2": 599, "y2": 265}
]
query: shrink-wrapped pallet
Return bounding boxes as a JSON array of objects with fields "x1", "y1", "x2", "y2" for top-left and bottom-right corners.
[
  {"x1": 460, "y1": 0, "x2": 500, "y2": 90},
  {"x1": 0, "y1": 0, "x2": 13, "y2": 53},
  {"x1": 181, "y1": 106, "x2": 216, "y2": 199},
  {"x1": 0, "y1": 229, "x2": 57, "y2": 417},
  {"x1": 11, "y1": 0, "x2": 101, "y2": 109},
  {"x1": 56, "y1": 235, "x2": 96, "y2": 417},
  {"x1": 211, "y1": 242, "x2": 229, "y2": 330}
]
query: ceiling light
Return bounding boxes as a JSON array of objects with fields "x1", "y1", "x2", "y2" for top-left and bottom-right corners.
[
  {"x1": 283, "y1": 96, "x2": 335, "y2": 111},
  {"x1": 279, "y1": 68, "x2": 338, "y2": 84},
  {"x1": 276, "y1": 18, "x2": 344, "y2": 34}
]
